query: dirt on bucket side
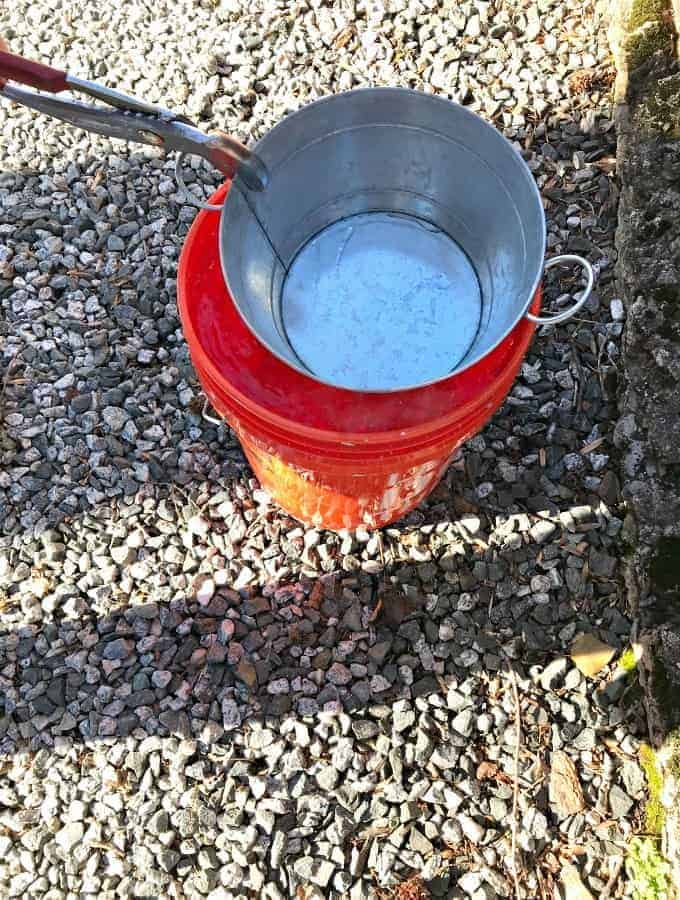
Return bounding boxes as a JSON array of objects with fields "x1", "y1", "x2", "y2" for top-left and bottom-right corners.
[{"x1": 609, "y1": 0, "x2": 680, "y2": 892}]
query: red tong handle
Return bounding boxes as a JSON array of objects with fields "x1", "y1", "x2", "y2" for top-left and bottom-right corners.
[{"x1": 0, "y1": 50, "x2": 69, "y2": 93}]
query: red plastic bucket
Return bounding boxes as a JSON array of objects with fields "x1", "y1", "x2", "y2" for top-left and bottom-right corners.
[{"x1": 178, "y1": 183, "x2": 540, "y2": 530}]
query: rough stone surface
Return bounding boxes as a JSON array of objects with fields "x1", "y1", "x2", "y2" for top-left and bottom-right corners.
[
  {"x1": 615, "y1": 54, "x2": 680, "y2": 540},
  {"x1": 610, "y1": 0, "x2": 680, "y2": 888}
]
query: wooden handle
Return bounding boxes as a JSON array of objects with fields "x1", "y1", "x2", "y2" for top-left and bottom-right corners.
[{"x1": 0, "y1": 50, "x2": 68, "y2": 93}]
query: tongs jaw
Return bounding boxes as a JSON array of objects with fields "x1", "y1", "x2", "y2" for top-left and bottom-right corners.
[{"x1": 0, "y1": 50, "x2": 267, "y2": 192}]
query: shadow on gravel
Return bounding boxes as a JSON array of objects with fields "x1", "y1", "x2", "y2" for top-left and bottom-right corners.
[
  {"x1": 0, "y1": 543, "x2": 644, "y2": 898},
  {"x1": 0, "y1": 536, "x2": 637, "y2": 751},
  {"x1": 0, "y1": 110, "x2": 634, "y2": 754}
]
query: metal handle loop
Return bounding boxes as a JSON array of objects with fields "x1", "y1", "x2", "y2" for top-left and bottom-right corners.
[
  {"x1": 527, "y1": 254, "x2": 595, "y2": 325},
  {"x1": 202, "y1": 398, "x2": 223, "y2": 426},
  {"x1": 175, "y1": 152, "x2": 224, "y2": 212}
]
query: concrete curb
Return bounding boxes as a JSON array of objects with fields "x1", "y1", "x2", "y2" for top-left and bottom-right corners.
[{"x1": 609, "y1": 0, "x2": 680, "y2": 891}]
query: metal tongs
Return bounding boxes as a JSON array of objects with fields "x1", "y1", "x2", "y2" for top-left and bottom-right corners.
[{"x1": 0, "y1": 50, "x2": 268, "y2": 192}]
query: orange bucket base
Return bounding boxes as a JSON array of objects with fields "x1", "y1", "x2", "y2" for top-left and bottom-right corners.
[{"x1": 238, "y1": 429, "x2": 457, "y2": 531}]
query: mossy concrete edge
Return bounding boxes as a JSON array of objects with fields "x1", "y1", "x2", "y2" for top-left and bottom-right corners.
[
  {"x1": 638, "y1": 633, "x2": 680, "y2": 892},
  {"x1": 609, "y1": 0, "x2": 678, "y2": 101},
  {"x1": 610, "y1": 0, "x2": 680, "y2": 893}
]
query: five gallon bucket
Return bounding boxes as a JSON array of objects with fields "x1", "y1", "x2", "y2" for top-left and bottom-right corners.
[{"x1": 178, "y1": 184, "x2": 540, "y2": 530}]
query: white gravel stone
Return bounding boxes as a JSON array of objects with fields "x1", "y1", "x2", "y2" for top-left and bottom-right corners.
[
  {"x1": 102, "y1": 407, "x2": 128, "y2": 433},
  {"x1": 458, "y1": 814, "x2": 485, "y2": 844},
  {"x1": 610, "y1": 298, "x2": 625, "y2": 321},
  {"x1": 221, "y1": 699, "x2": 242, "y2": 731},
  {"x1": 55, "y1": 823, "x2": 84, "y2": 853},
  {"x1": 196, "y1": 577, "x2": 215, "y2": 605}
]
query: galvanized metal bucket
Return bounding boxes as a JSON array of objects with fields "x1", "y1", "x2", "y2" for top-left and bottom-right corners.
[{"x1": 185, "y1": 88, "x2": 594, "y2": 393}]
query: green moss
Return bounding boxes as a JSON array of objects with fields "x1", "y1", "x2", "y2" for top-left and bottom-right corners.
[
  {"x1": 636, "y1": 73, "x2": 680, "y2": 135},
  {"x1": 649, "y1": 536, "x2": 680, "y2": 594},
  {"x1": 626, "y1": 836, "x2": 672, "y2": 900},
  {"x1": 625, "y1": 21, "x2": 675, "y2": 71},
  {"x1": 640, "y1": 743, "x2": 665, "y2": 834},
  {"x1": 667, "y1": 733, "x2": 680, "y2": 780},
  {"x1": 622, "y1": 0, "x2": 675, "y2": 72},
  {"x1": 620, "y1": 646, "x2": 639, "y2": 673},
  {"x1": 627, "y1": 0, "x2": 670, "y2": 32}
]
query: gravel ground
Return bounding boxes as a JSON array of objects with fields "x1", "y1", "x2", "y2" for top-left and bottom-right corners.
[{"x1": 0, "y1": 1, "x2": 642, "y2": 898}]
